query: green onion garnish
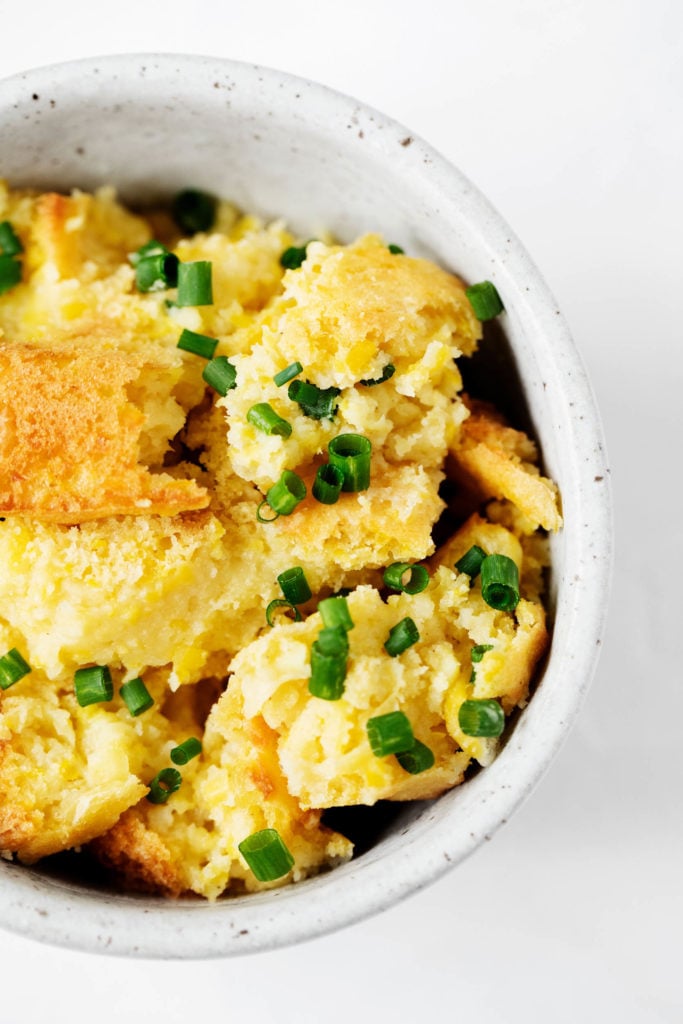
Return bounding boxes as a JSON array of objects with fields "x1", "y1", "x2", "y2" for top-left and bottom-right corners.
[
  {"x1": 238, "y1": 828, "x2": 295, "y2": 882},
  {"x1": 309, "y1": 641, "x2": 347, "y2": 700},
  {"x1": 0, "y1": 255, "x2": 22, "y2": 296},
  {"x1": 0, "y1": 648, "x2": 31, "y2": 690},
  {"x1": 387, "y1": 243, "x2": 404, "y2": 255},
  {"x1": 257, "y1": 501, "x2": 280, "y2": 523},
  {"x1": 263, "y1": 470, "x2": 306, "y2": 517},
  {"x1": 247, "y1": 403, "x2": 292, "y2": 438},
  {"x1": 0, "y1": 221, "x2": 23, "y2": 257},
  {"x1": 176, "y1": 260, "x2": 213, "y2": 306},
  {"x1": 170, "y1": 737, "x2": 202, "y2": 765},
  {"x1": 277, "y1": 566, "x2": 312, "y2": 605},
  {"x1": 318, "y1": 595, "x2": 354, "y2": 631},
  {"x1": 288, "y1": 379, "x2": 340, "y2": 420},
  {"x1": 312, "y1": 463, "x2": 344, "y2": 505},
  {"x1": 129, "y1": 239, "x2": 170, "y2": 266},
  {"x1": 314, "y1": 626, "x2": 349, "y2": 657},
  {"x1": 280, "y1": 245, "x2": 308, "y2": 270},
  {"x1": 465, "y1": 280, "x2": 504, "y2": 320},
  {"x1": 146, "y1": 767, "x2": 182, "y2": 804},
  {"x1": 74, "y1": 665, "x2": 113, "y2": 707},
  {"x1": 119, "y1": 677, "x2": 153, "y2": 717},
  {"x1": 274, "y1": 361, "x2": 303, "y2": 387},
  {"x1": 383, "y1": 562, "x2": 429, "y2": 595},
  {"x1": 480, "y1": 554, "x2": 520, "y2": 611},
  {"x1": 203, "y1": 355, "x2": 237, "y2": 396},
  {"x1": 171, "y1": 189, "x2": 217, "y2": 234},
  {"x1": 458, "y1": 699, "x2": 505, "y2": 737},
  {"x1": 359, "y1": 363, "x2": 395, "y2": 387},
  {"x1": 367, "y1": 711, "x2": 415, "y2": 757},
  {"x1": 384, "y1": 617, "x2": 419, "y2": 657},
  {"x1": 328, "y1": 434, "x2": 372, "y2": 492},
  {"x1": 177, "y1": 328, "x2": 218, "y2": 359},
  {"x1": 396, "y1": 739, "x2": 435, "y2": 774},
  {"x1": 135, "y1": 252, "x2": 179, "y2": 292},
  {"x1": 471, "y1": 644, "x2": 494, "y2": 663},
  {"x1": 454, "y1": 545, "x2": 486, "y2": 578},
  {"x1": 266, "y1": 598, "x2": 302, "y2": 627}
]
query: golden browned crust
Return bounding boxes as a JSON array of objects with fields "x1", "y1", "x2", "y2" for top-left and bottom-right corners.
[
  {"x1": 89, "y1": 809, "x2": 185, "y2": 897},
  {"x1": 0, "y1": 343, "x2": 208, "y2": 523}
]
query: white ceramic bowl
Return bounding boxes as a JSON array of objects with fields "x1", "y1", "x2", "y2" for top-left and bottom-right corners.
[{"x1": 0, "y1": 54, "x2": 611, "y2": 958}]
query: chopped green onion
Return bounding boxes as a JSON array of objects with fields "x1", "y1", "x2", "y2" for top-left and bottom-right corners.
[
  {"x1": 277, "y1": 566, "x2": 312, "y2": 605},
  {"x1": 171, "y1": 189, "x2": 217, "y2": 234},
  {"x1": 74, "y1": 665, "x2": 113, "y2": 707},
  {"x1": 309, "y1": 642, "x2": 347, "y2": 700},
  {"x1": 177, "y1": 328, "x2": 218, "y2": 359},
  {"x1": 458, "y1": 699, "x2": 505, "y2": 737},
  {"x1": 203, "y1": 355, "x2": 237, "y2": 396},
  {"x1": 176, "y1": 260, "x2": 213, "y2": 306},
  {"x1": 383, "y1": 562, "x2": 429, "y2": 595},
  {"x1": 367, "y1": 711, "x2": 415, "y2": 757},
  {"x1": 454, "y1": 545, "x2": 486, "y2": 578},
  {"x1": 318, "y1": 595, "x2": 354, "y2": 631},
  {"x1": 360, "y1": 363, "x2": 395, "y2": 387},
  {"x1": 387, "y1": 243, "x2": 404, "y2": 255},
  {"x1": 396, "y1": 739, "x2": 435, "y2": 774},
  {"x1": 274, "y1": 361, "x2": 303, "y2": 387},
  {"x1": 247, "y1": 403, "x2": 292, "y2": 438},
  {"x1": 0, "y1": 221, "x2": 23, "y2": 257},
  {"x1": 170, "y1": 737, "x2": 202, "y2": 765},
  {"x1": 312, "y1": 463, "x2": 344, "y2": 504},
  {"x1": 288, "y1": 379, "x2": 340, "y2": 420},
  {"x1": 135, "y1": 252, "x2": 179, "y2": 292},
  {"x1": 480, "y1": 554, "x2": 520, "y2": 611},
  {"x1": 465, "y1": 280, "x2": 504, "y2": 320},
  {"x1": 146, "y1": 767, "x2": 182, "y2": 804},
  {"x1": 280, "y1": 244, "x2": 308, "y2": 270},
  {"x1": 263, "y1": 470, "x2": 306, "y2": 517},
  {"x1": 238, "y1": 828, "x2": 295, "y2": 881},
  {"x1": 129, "y1": 239, "x2": 169, "y2": 266},
  {"x1": 120, "y1": 677, "x2": 153, "y2": 717},
  {"x1": 0, "y1": 648, "x2": 31, "y2": 690},
  {"x1": 384, "y1": 617, "x2": 419, "y2": 657},
  {"x1": 328, "y1": 434, "x2": 372, "y2": 492},
  {"x1": 0, "y1": 255, "x2": 22, "y2": 296},
  {"x1": 266, "y1": 598, "x2": 302, "y2": 627},
  {"x1": 314, "y1": 626, "x2": 349, "y2": 657},
  {"x1": 257, "y1": 500, "x2": 280, "y2": 523},
  {"x1": 471, "y1": 644, "x2": 494, "y2": 663}
]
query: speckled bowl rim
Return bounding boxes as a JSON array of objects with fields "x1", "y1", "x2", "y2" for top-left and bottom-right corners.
[{"x1": 0, "y1": 53, "x2": 612, "y2": 958}]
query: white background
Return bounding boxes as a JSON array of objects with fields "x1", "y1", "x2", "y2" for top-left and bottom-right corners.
[{"x1": 0, "y1": 1, "x2": 680, "y2": 1020}]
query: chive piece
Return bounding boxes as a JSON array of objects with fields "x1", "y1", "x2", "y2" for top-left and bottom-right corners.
[
  {"x1": 247, "y1": 403, "x2": 292, "y2": 438},
  {"x1": 266, "y1": 598, "x2": 302, "y2": 627},
  {"x1": 0, "y1": 255, "x2": 22, "y2": 296},
  {"x1": 465, "y1": 280, "x2": 504, "y2": 320},
  {"x1": 0, "y1": 648, "x2": 31, "y2": 690},
  {"x1": 177, "y1": 328, "x2": 218, "y2": 359},
  {"x1": 146, "y1": 767, "x2": 182, "y2": 804},
  {"x1": 74, "y1": 665, "x2": 113, "y2": 707},
  {"x1": 288, "y1": 379, "x2": 340, "y2": 420},
  {"x1": 312, "y1": 463, "x2": 344, "y2": 505},
  {"x1": 314, "y1": 626, "x2": 349, "y2": 657},
  {"x1": 170, "y1": 737, "x2": 202, "y2": 765},
  {"x1": 176, "y1": 260, "x2": 213, "y2": 306},
  {"x1": 383, "y1": 562, "x2": 430, "y2": 595},
  {"x1": 257, "y1": 500, "x2": 280, "y2": 523},
  {"x1": 454, "y1": 545, "x2": 486, "y2": 578},
  {"x1": 458, "y1": 699, "x2": 505, "y2": 737},
  {"x1": 274, "y1": 361, "x2": 303, "y2": 387},
  {"x1": 264, "y1": 471, "x2": 306, "y2": 516},
  {"x1": 328, "y1": 434, "x2": 372, "y2": 492},
  {"x1": 238, "y1": 828, "x2": 295, "y2": 882},
  {"x1": 171, "y1": 189, "x2": 217, "y2": 234},
  {"x1": 280, "y1": 245, "x2": 308, "y2": 270},
  {"x1": 129, "y1": 239, "x2": 170, "y2": 267},
  {"x1": 367, "y1": 711, "x2": 415, "y2": 757},
  {"x1": 480, "y1": 554, "x2": 520, "y2": 611},
  {"x1": 387, "y1": 243, "x2": 404, "y2": 255},
  {"x1": 119, "y1": 677, "x2": 154, "y2": 717},
  {"x1": 397, "y1": 739, "x2": 435, "y2": 774},
  {"x1": 318, "y1": 595, "x2": 354, "y2": 631},
  {"x1": 203, "y1": 355, "x2": 237, "y2": 396},
  {"x1": 0, "y1": 221, "x2": 23, "y2": 257},
  {"x1": 471, "y1": 644, "x2": 494, "y2": 663},
  {"x1": 384, "y1": 617, "x2": 419, "y2": 657},
  {"x1": 309, "y1": 642, "x2": 347, "y2": 700},
  {"x1": 135, "y1": 252, "x2": 179, "y2": 292},
  {"x1": 277, "y1": 566, "x2": 312, "y2": 605},
  {"x1": 360, "y1": 363, "x2": 396, "y2": 387}
]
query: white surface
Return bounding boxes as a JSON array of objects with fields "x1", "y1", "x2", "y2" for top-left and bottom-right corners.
[{"x1": 0, "y1": 0, "x2": 679, "y2": 1019}]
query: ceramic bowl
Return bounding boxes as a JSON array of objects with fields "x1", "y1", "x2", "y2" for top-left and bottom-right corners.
[{"x1": 0, "y1": 54, "x2": 611, "y2": 958}]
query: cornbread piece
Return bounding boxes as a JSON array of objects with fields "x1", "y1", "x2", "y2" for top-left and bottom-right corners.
[{"x1": 0, "y1": 342, "x2": 208, "y2": 523}]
